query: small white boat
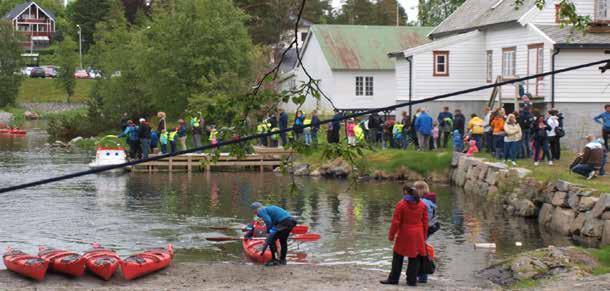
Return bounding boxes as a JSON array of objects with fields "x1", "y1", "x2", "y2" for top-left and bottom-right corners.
[{"x1": 89, "y1": 147, "x2": 128, "y2": 172}]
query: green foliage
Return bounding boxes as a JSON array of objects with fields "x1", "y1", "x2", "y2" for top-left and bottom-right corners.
[
  {"x1": 69, "y1": 0, "x2": 112, "y2": 53},
  {"x1": 0, "y1": 20, "x2": 22, "y2": 108},
  {"x1": 46, "y1": 109, "x2": 106, "y2": 140},
  {"x1": 18, "y1": 78, "x2": 93, "y2": 103},
  {"x1": 54, "y1": 36, "x2": 79, "y2": 101},
  {"x1": 418, "y1": 0, "x2": 465, "y2": 26},
  {"x1": 591, "y1": 245, "x2": 610, "y2": 275},
  {"x1": 332, "y1": 0, "x2": 408, "y2": 25}
]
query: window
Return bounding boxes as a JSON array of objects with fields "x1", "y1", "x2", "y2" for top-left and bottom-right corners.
[
  {"x1": 355, "y1": 76, "x2": 364, "y2": 96},
  {"x1": 433, "y1": 51, "x2": 449, "y2": 76},
  {"x1": 502, "y1": 47, "x2": 516, "y2": 77},
  {"x1": 365, "y1": 76, "x2": 374, "y2": 96},
  {"x1": 537, "y1": 47, "x2": 544, "y2": 76},
  {"x1": 596, "y1": 0, "x2": 609, "y2": 21},
  {"x1": 555, "y1": 4, "x2": 561, "y2": 23},
  {"x1": 300, "y1": 32, "x2": 308, "y2": 43},
  {"x1": 486, "y1": 50, "x2": 493, "y2": 83}
]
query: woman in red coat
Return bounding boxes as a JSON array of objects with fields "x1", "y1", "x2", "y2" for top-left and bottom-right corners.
[{"x1": 380, "y1": 185, "x2": 429, "y2": 286}]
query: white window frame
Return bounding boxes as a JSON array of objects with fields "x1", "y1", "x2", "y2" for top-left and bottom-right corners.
[
  {"x1": 486, "y1": 50, "x2": 493, "y2": 83},
  {"x1": 502, "y1": 47, "x2": 516, "y2": 77}
]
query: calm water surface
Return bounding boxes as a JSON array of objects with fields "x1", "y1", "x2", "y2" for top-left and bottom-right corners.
[{"x1": 0, "y1": 121, "x2": 569, "y2": 287}]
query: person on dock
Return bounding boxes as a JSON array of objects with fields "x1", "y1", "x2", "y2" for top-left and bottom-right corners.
[
  {"x1": 414, "y1": 181, "x2": 438, "y2": 284},
  {"x1": 257, "y1": 119, "x2": 270, "y2": 147},
  {"x1": 594, "y1": 105, "x2": 610, "y2": 150},
  {"x1": 150, "y1": 130, "x2": 159, "y2": 154},
  {"x1": 157, "y1": 112, "x2": 167, "y2": 133},
  {"x1": 208, "y1": 125, "x2": 218, "y2": 154},
  {"x1": 118, "y1": 120, "x2": 139, "y2": 159},
  {"x1": 191, "y1": 112, "x2": 205, "y2": 151},
  {"x1": 138, "y1": 118, "x2": 152, "y2": 159},
  {"x1": 380, "y1": 185, "x2": 428, "y2": 286},
  {"x1": 159, "y1": 129, "x2": 169, "y2": 154},
  {"x1": 169, "y1": 127, "x2": 178, "y2": 154},
  {"x1": 249, "y1": 202, "x2": 297, "y2": 266},
  {"x1": 278, "y1": 109, "x2": 288, "y2": 146},
  {"x1": 177, "y1": 119, "x2": 187, "y2": 151}
]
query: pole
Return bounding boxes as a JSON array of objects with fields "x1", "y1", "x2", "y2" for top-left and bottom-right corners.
[
  {"x1": 77, "y1": 24, "x2": 82, "y2": 69},
  {"x1": 396, "y1": 0, "x2": 399, "y2": 26}
]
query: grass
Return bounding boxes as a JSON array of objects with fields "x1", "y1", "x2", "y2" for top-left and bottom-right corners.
[
  {"x1": 0, "y1": 106, "x2": 26, "y2": 126},
  {"x1": 510, "y1": 278, "x2": 541, "y2": 289},
  {"x1": 473, "y1": 151, "x2": 610, "y2": 193},
  {"x1": 590, "y1": 245, "x2": 610, "y2": 275},
  {"x1": 18, "y1": 78, "x2": 94, "y2": 103}
]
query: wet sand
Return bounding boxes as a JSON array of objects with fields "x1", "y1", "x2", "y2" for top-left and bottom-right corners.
[{"x1": 0, "y1": 262, "x2": 491, "y2": 290}]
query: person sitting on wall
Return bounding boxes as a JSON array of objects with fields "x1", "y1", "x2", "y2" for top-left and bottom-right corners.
[{"x1": 570, "y1": 135, "x2": 604, "y2": 180}]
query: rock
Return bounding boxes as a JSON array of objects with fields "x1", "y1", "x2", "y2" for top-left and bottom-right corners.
[
  {"x1": 571, "y1": 213, "x2": 587, "y2": 235},
  {"x1": 511, "y1": 199, "x2": 537, "y2": 217},
  {"x1": 53, "y1": 140, "x2": 69, "y2": 148},
  {"x1": 505, "y1": 205, "x2": 516, "y2": 215},
  {"x1": 552, "y1": 192, "x2": 569, "y2": 208},
  {"x1": 581, "y1": 216, "x2": 605, "y2": 238},
  {"x1": 578, "y1": 197, "x2": 598, "y2": 212},
  {"x1": 451, "y1": 152, "x2": 461, "y2": 167},
  {"x1": 556, "y1": 180, "x2": 571, "y2": 192},
  {"x1": 488, "y1": 186, "x2": 499, "y2": 196},
  {"x1": 466, "y1": 165, "x2": 482, "y2": 181},
  {"x1": 550, "y1": 208, "x2": 576, "y2": 236},
  {"x1": 309, "y1": 169, "x2": 321, "y2": 177},
  {"x1": 23, "y1": 111, "x2": 40, "y2": 120},
  {"x1": 69, "y1": 136, "x2": 84, "y2": 144},
  {"x1": 292, "y1": 163, "x2": 310, "y2": 176},
  {"x1": 512, "y1": 167, "x2": 532, "y2": 178},
  {"x1": 538, "y1": 203, "x2": 554, "y2": 226},
  {"x1": 478, "y1": 163, "x2": 489, "y2": 180},
  {"x1": 591, "y1": 194, "x2": 610, "y2": 218},
  {"x1": 510, "y1": 256, "x2": 546, "y2": 281},
  {"x1": 602, "y1": 211, "x2": 610, "y2": 220},
  {"x1": 568, "y1": 192, "x2": 581, "y2": 210},
  {"x1": 602, "y1": 220, "x2": 610, "y2": 246},
  {"x1": 485, "y1": 170, "x2": 498, "y2": 186}
]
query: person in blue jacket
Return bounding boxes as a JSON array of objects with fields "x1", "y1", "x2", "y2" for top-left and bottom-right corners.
[
  {"x1": 247, "y1": 202, "x2": 297, "y2": 266},
  {"x1": 117, "y1": 120, "x2": 140, "y2": 159},
  {"x1": 594, "y1": 104, "x2": 610, "y2": 150},
  {"x1": 452, "y1": 129, "x2": 464, "y2": 152},
  {"x1": 414, "y1": 109, "x2": 433, "y2": 151},
  {"x1": 278, "y1": 109, "x2": 288, "y2": 146}
]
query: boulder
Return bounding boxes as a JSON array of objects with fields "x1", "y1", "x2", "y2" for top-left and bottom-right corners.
[
  {"x1": 570, "y1": 213, "x2": 587, "y2": 235},
  {"x1": 510, "y1": 256, "x2": 547, "y2": 281},
  {"x1": 538, "y1": 203, "x2": 554, "y2": 226},
  {"x1": 451, "y1": 152, "x2": 461, "y2": 167},
  {"x1": 309, "y1": 169, "x2": 321, "y2": 177},
  {"x1": 478, "y1": 163, "x2": 489, "y2": 180},
  {"x1": 567, "y1": 192, "x2": 581, "y2": 210},
  {"x1": 602, "y1": 220, "x2": 610, "y2": 246},
  {"x1": 551, "y1": 192, "x2": 568, "y2": 208},
  {"x1": 581, "y1": 216, "x2": 605, "y2": 238},
  {"x1": 69, "y1": 136, "x2": 84, "y2": 144},
  {"x1": 578, "y1": 197, "x2": 599, "y2": 212},
  {"x1": 556, "y1": 180, "x2": 571, "y2": 192},
  {"x1": 591, "y1": 194, "x2": 610, "y2": 218},
  {"x1": 466, "y1": 165, "x2": 482, "y2": 181},
  {"x1": 23, "y1": 111, "x2": 40, "y2": 120},
  {"x1": 488, "y1": 186, "x2": 499, "y2": 196},
  {"x1": 550, "y1": 208, "x2": 576, "y2": 236},
  {"x1": 512, "y1": 167, "x2": 532, "y2": 178},
  {"x1": 602, "y1": 211, "x2": 610, "y2": 220},
  {"x1": 511, "y1": 199, "x2": 537, "y2": 217},
  {"x1": 485, "y1": 170, "x2": 499, "y2": 186},
  {"x1": 292, "y1": 163, "x2": 310, "y2": 176}
]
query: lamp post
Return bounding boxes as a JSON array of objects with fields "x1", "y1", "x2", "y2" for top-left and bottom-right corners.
[{"x1": 76, "y1": 24, "x2": 82, "y2": 69}]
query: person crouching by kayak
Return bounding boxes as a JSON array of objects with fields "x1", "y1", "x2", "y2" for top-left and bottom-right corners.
[
  {"x1": 248, "y1": 202, "x2": 297, "y2": 266},
  {"x1": 414, "y1": 181, "x2": 439, "y2": 284},
  {"x1": 380, "y1": 185, "x2": 428, "y2": 286}
]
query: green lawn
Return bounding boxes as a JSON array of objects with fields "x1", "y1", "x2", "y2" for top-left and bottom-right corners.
[
  {"x1": 590, "y1": 245, "x2": 610, "y2": 275},
  {"x1": 474, "y1": 151, "x2": 610, "y2": 193},
  {"x1": 18, "y1": 78, "x2": 93, "y2": 103}
]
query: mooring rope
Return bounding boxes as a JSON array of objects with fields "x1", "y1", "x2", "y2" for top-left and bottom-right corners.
[{"x1": 0, "y1": 58, "x2": 608, "y2": 194}]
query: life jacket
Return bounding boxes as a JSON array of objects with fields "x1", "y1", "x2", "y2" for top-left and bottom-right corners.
[
  {"x1": 209, "y1": 129, "x2": 218, "y2": 141},
  {"x1": 270, "y1": 127, "x2": 280, "y2": 141},
  {"x1": 191, "y1": 117, "x2": 200, "y2": 128},
  {"x1": 256, "y1": 123, "x2": 268, "y2": 134},
  {"x1": 354, "y1": 124, "x2": 364, "y2": 141},
  {"x1": 168, "y1": 131, "x2": 177, "y2": 142},
  {"x1": 303, "y1": 119, "x2": 311, "y2": 125},
  {"x1": 393, "y1": 123, "x2": 404, "y2": 138},
  {"x1": 160, "y1": 132, "x2": 169, "y2": 144}
]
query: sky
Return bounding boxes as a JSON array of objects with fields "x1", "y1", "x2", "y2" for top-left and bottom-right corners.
[{"x1": 330, "y1": 0, "x2": 419, "y2": 22}]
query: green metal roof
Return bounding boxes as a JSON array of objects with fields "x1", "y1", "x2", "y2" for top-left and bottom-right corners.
[{"x1": 309, "y1": 25, "x2": 433, "y2": 70}]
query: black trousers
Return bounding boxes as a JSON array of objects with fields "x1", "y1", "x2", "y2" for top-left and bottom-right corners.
[
  {"x1": 549, "y1": 136, "x2": 561, "y2": 160},
  {"x1": 603, "y1": 129, "x2": 610, "y2": 151},
  {"x1": 268, "y1": 218, "x2": 296, "y2": 261},
  {"x1": 387, "y1": 252, "x2": 422, "y2": 285}
]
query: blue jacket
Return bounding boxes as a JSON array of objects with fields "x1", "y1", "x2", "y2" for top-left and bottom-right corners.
[
  {"x1": 256, "y1": 205, "x2": 292, "y2": 232},
  {"x1": 279, "y1": 112, "x2": 288, "y2": 129},
  {"x1": 414, "y1": 112, "x2": 433, "y2": 135},
  {"x1": 150, "y1": 131, "x2": 159, "y2": 148},
  {"x1": 118, "y1": 125, "x2": 139, "y2": 141},
  {"x1": 594, "y1": 112, "x2": 610, "y2": 130},
  {"x1": 177, "y1": 125, "x2": 187, "y2": 137},
  {"x1": 422, "y1": 198, "x2": 437, "y2": 226},
  {"x1": 452, "y1": 130, "x2": 462, "y2": 145},
  {"x1": 437, "y1": 111, "x2": 453, "y2": 124}
]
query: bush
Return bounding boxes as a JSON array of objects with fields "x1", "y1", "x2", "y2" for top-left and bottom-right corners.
[{"x1": 47, "y1": 109, "x2": 106, "y2": 141}]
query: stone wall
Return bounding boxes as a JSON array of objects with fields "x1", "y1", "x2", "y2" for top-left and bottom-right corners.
[{"x1": 451, "y1": 153, "x2": 610, "y2": 247}]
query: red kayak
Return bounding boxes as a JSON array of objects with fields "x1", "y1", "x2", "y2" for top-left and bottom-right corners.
[
  {"x1": 3, "y1": 247, "x2": 48, "y2": 281},
  {"x1": 38, "y1": 246, "x2": 86, "y2": 277},
  {"x1": 120, "y1": 244, "x2": 174, "y2": 280},
  {"x1": 82, "y1": 243, "x2": 121, "y2": 280},
  {"x1": 242, "y1": 239, "x2": 280, "y2": 264},
  {"x1": 250, "y1": 220, "x2": 308, "y2": 235},
  {"x1": 0, "y1": 129, "x2": 26, "y2": 135}
]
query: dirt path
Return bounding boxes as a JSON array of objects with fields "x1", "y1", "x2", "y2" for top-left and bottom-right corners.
[{"x1": 0, "y1": 262, "x2": 493, "y2": 290}]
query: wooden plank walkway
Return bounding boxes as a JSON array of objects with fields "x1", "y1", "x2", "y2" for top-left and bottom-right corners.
[{"x1": 128, "y1": 146, "x2": 292, "y2": 173}]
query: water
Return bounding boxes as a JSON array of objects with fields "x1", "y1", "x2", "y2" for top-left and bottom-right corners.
[{"x1": 0, "y1": 122, "x2": 568, "y2": 287}]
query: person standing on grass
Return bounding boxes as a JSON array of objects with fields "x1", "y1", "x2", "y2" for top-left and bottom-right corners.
[
  {"x1": 503, "y1": 114, "x2": 522, "y2": 166},
  {"x1": 380, "y1": 185, "x2": 428, "y2": 287},
  {"x1": 331, "y1": 110, "x2": 342, "y2": 144},
  {"x1": 546, "y1": 111, "x2": 561, "y2": 161},
  {"x1": 347, "y1": 118, "x2": 356, "y2": 146},
  {"x1": 453, "y1": 109, "x2": 466, "y2": 136},
  {"x1": 432, "y1": 121, "x2": 440, "y2": 150},
  {"x1": 415, "y1": 109, "x2": 433, "y2": 151},
  {"x1": 311, "y1": 110, "x2": 320, "y2": 145},
  {"x1": 532, "y1": 116, "x2": 552, "y2": 166},
  {"x1": 571, "y1": 135, "x2": 604, "y2": 180},
  {"x1": 491, "y1": 109, "x2": 506, "y2": 159},
  {"x1": 594, "y1": 105, "x2": 610, "y2": 150},
  {"x1": 401, "y1": 112, "x2": 412, "y2": 149},
  {"x1": 518, "y1": 106, "x2": 534, "y2": 158},
  {"x1": 467, "y1": 113, "x2": 485, "y2": 150},
  {"x1": 483, "y1": 107, "x2": 492, "y2": 153},
  {"x1": 278, "y1": 109, "x2": 288, "y2": 146},
  {"x1": 437, "y1": 107, "x2": 453, "y2": 148}
]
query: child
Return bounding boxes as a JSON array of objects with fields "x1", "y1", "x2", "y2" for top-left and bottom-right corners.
[
  {"x1": 452, "y1": 129, "x2": 463, "y2": 152},
  {"x1": 169, "y1": 127, "x2": 178, "y2": 154},
  {"x1": 466, "y1": 139, "x2": 479, "y2": 157},
  {"x1": 208, "y1": 125, "x2": 218, "y2": 154},
  {"x1": 414, "y1": 181, "x2": 439, "y2": 284},
  {"x1": 347, "y1": 119, "x2": 356, "y2": 146},
  {"x1": 432, "y1": 121, "x2": 440, "y2": 149},
  {"x1": 159, "y1": 129, "x2": 168, "y2": 154},
  {"x1": 150, "y1": 130, "x2": 159, "y2": 154},
  {"x1": 392, "y1": 122, "x2": 404, "y2": 148}
]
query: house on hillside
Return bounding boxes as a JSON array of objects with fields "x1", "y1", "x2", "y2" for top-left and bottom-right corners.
[
  {"x1": 280, "y1": 25, "x2": 432, "y2": 113},
  {"x1": 3, "y1": 1, "x2": 56, "y2": 50},
  {"x1": 390, "y1": 0, "x2": 610, "y2": 148}
]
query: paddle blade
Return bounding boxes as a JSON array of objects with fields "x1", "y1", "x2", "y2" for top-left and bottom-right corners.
[
  {"x1": 290, "y1": 233, "x2": 320, "y2": 242},
  {"x1": 291, "y1": 225, "x2": 309, "y2": 235},
  {"x1": 205, "y1": 237, "x2": 240, "y2": 242}
]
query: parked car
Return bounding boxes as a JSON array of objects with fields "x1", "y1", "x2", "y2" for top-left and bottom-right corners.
[
  {"x1": 88, "y1": 69, "x2": 102, "y2": 79},
  {"x1": 74, "y1": 69, "x2": 89, "y2": 79},
  {"x1": 21, "y1": 67, "x2": 34, "y2": 76},
  {"x1": 30, "y1": 67, "x2": 46, "y2": 78},
  {"x1": 43, "y1": 66, "x2": 58, "y2": 78}
]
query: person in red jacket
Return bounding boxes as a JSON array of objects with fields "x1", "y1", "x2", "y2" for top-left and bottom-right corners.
[{"x1": 380, "y1": 185, "x2": 429, "y2": 286}]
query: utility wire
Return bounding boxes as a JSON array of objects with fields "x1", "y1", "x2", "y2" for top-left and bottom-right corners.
[{"x1": 0, "y1": 58, "x2": 608, "y2": 194}]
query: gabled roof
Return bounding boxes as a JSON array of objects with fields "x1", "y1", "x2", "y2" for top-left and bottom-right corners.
[
  {"x1": 4, "y1": 1, "x2": 55, "y2": 20},
  {"x1": 279, "y1": 48, "x2": 298, "y2": 73},
  {"x1": 429, "y1": 0, "x2": 536, "y2": 39},
  {"x1": 288, "y1": 15, "x2": 313, "y2": 27},
  {"x1": 536, "y1": 25, "x2": 610, "y2": 48},
  {"x1": 306, "y1": 25, "x2": 433, "y2": 70},
  {"x1": 399, "y1": 30, "x2": 482, "y2": 57}
]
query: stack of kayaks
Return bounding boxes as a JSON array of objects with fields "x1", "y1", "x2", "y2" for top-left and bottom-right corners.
[{"x1": 3, "y1": 244, "x2": 174, "y2": 281}]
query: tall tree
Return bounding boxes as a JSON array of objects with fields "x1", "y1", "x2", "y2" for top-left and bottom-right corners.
[
  {"x1": 54, "y1": 36, "x2": 79, "y2": 102},
  {"x1": 418, "y1": 0, "x2": 464, "y2": 26},
  {"x1": 69, "y1": 0, "x2": 112, "y2": 53},
  {"x1": 374, "y1": 0, "x2": 408, "y2": 25},
  {"x1": 0, "y1": 20, "x2": 22, "y2": 108}
]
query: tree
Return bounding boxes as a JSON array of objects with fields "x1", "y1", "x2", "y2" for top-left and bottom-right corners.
[
  {"x1": 417, "y1": 0, "x2": 465, "y2": 26},
  {"x1": 0, "y1": 20, "x2": 22, "y2": 108},
  {"x1": 54, "y1": 36, "x2": 79, "y2": 102},
  {"x1": 69, "y1": 0, "x2": 112, "y2": 53}
]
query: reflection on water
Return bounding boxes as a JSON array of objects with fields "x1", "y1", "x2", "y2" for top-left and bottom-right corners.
[{"x1": 0, "y1": 123, "x2": 570, "y2": 287}]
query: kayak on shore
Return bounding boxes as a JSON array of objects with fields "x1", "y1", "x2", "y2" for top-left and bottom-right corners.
[
  {"x1": 38, "y1": 246, "x2": 86, "y2": 277},
  {"x1": 120, "y1": 244, "x2": 174, "y2": 280},
  {"x1": 82, "y1": 243, "x2": 121, "y2": 281},
  {"x1": 3, "y1": 247, "x2": 48, "y2": 281}
]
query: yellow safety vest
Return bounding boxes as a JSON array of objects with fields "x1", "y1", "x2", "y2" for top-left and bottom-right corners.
[
  {"x1": 270, "y1": 127, "x2": 280, "y2": 141},
  {"x1": 354, "y1": 125, "x2": 364, "y2": 141},
  {"x1": 169, "y1": 131, "x2": 177, "y2": 141},
  {"x1": 303, "y1": 119, "x2": 311, "y2": 125},
  {"x1": 257, "y1": 123, "x2": 266, "y2": 134},
  {"x1": 209, "y1": 129, "x2": 218, "y2": 141},
  {"x1": 191, "y1": 117, "x2": 200, "y2": 128}
]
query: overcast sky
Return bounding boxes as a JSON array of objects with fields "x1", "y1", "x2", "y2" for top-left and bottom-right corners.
[{"x1": 330, "y1": 0, "x2": 419, "y2": 22}]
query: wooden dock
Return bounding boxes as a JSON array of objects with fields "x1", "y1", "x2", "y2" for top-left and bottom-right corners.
[{"x1": 129, "y1": 146, "x2": 292, "y2": 173}]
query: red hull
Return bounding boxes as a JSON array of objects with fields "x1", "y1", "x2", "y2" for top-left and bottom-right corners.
[
  {"x1": 242, "y1": 239, "x2": 280, "y2": 264},
  {"x1": 120, "y1": 244, "x2": 174, "y2": 280},
  {"x1": 3, "y1": 248, "x2": 48, "y2": 281},
  {"x1": 0, "y1": 129, "x2": 26, "y2": 135},
  {"x1": 82, "y1": 246, "x2": 121, "y2": 281},
  {"x1": 38, "y1": 247, "x2": 86, "y2": 277}
]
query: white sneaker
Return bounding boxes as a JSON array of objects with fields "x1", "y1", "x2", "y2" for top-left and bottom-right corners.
[
  {"x1": 587, "y1": 171, "x2": 597, "y2": 180},
  {"x1": 511, "y1": 161, "x2": 517, "y2": 166},
  {"x1": 534, "y1": 162, "x2": 540, "y2": 166},
  {"x1": 548, "y1": 161, "x2": 554, "y2": 166}
]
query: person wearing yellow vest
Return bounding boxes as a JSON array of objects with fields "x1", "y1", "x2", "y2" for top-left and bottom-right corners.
[
  {"x1": 160, "y1": 129, "x2": 169, "y2": 154},
  {"x1": 168, "y1": 127, "x2": 178, "y2": 154},
  {"x1": 354, "y1": 123, "x2": 364, "y2": 144},
  {"x1": 303, "y1": 117, "x2": 312, "y2": 145},
  {"x1": 393, "y1": 123, "x2": 405, "y2": 149},
  {"x1": 257, "y1": 119, "x2": 270, "y2": 147},
  {"x1": 190, "y1": 112, "x2": 205, "y2": 151},
  {"x1": 208, "y1": 124, "x2": 218, "y2": 154},
  {"x1": 467, "y1": 113, "x2": 485, "y2": 150}
]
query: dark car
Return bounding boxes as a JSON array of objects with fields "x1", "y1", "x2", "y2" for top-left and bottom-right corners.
[{"x1": 30, "y1": 67, "x2": 46, "y2": 78}]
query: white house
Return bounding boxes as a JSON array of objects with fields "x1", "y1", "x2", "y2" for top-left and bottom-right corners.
[
  {"x1": 280, "y1": 25, "x2": 432, "y2": 114},
  {"x1": 391, "y1": 0, "x2": 610, "y2": 147}
]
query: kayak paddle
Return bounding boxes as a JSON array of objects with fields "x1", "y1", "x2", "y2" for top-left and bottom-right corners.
[
  {"x1": 206, "y1": 233, "x2": 320, "y2": 242},
  {"x1": 208, "y1": 225, "x2": 309, "y2": 235}
]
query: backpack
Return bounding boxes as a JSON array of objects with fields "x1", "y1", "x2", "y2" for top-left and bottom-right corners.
[{"x1": 555, "y1": 127, "x2": 565, "y2": 138}]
